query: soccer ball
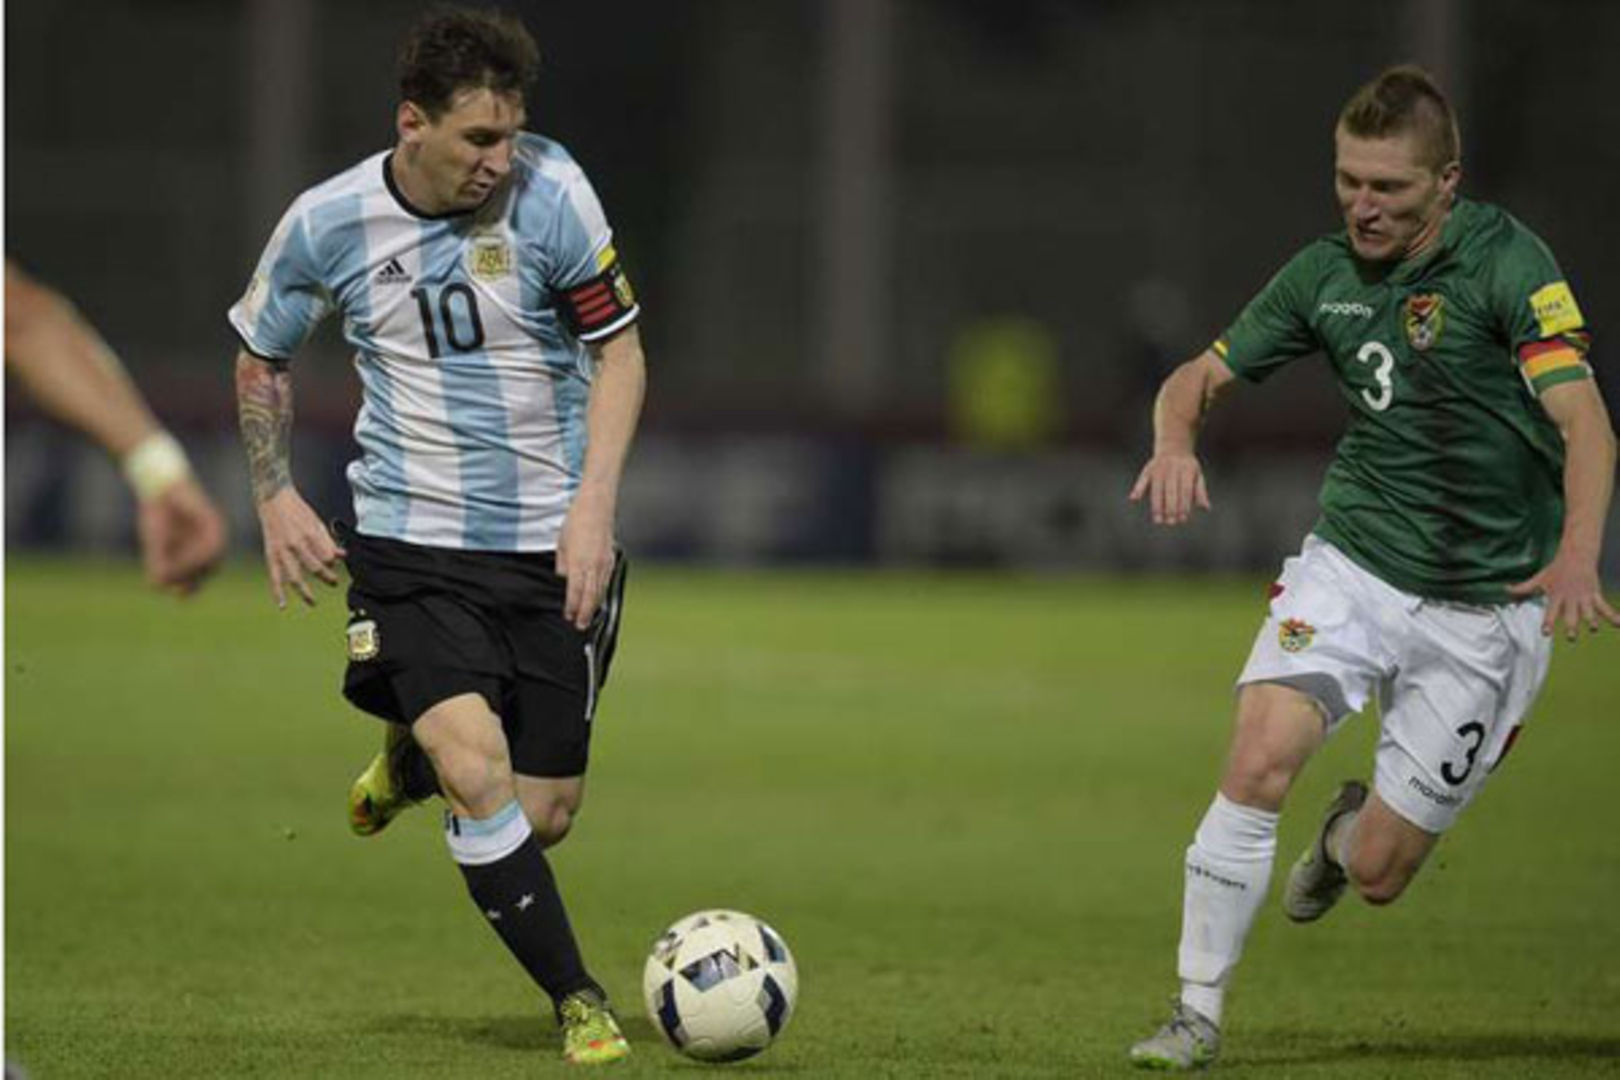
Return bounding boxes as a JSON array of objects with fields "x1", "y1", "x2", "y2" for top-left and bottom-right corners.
[{"x1": 642, "y1": 909, "x2": 798, "y2": 1062}]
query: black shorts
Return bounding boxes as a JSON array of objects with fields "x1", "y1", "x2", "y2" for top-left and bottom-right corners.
[{"x1": 337, "y1": 522, "x2": 627, "y2": 778}]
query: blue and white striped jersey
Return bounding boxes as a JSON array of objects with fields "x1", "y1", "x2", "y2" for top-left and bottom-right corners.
[{"x1": 228, "y1": 133, "x2": 639, "y2": 552}]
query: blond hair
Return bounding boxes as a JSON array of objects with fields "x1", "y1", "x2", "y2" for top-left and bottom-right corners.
[{"x1": 1338, "y1": 65, "x2": 1460, "y2": 171}]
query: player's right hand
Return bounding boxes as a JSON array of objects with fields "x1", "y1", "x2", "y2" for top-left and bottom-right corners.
[
  {"x1": 1128, "y1": 452, "x2": 1211, "y2": 526},
  {"x1": 255, "y1": 487, "x2": 345, "y2": 608}
]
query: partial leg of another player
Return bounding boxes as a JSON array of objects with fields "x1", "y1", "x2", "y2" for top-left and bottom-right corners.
[
  {"x1": 412, "y1": 693, "x2": 628, "y2": 1065},
  {"x1": 1130, "y1": 682, "x2": 1324, "y2": 1070}
]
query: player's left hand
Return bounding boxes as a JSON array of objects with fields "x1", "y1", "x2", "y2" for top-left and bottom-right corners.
[
  {"x1": 557, "y1": 488, "x2": 616, "y2": 630},
  {"x1": 1508, "y1": 556, "x2": 1620, "y2": 640},
  {"x1": 137, "y1": 476, "x2": 229, "y2": 596}
]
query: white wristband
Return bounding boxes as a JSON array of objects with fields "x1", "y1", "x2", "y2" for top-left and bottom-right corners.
[{"x1": 121, "y1": 431, "x2": 193, "y2": 501}]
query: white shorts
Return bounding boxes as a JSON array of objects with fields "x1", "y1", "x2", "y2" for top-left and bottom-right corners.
[{"x1": 1238, "y1": 535, "x2": 1550, "y2": 833}]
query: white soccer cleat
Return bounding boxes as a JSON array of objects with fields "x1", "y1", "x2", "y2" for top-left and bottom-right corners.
[
  {"x1": 1282, "y1": 779, "x2": 1368, "y2": 923},
  {"x1": 1129, "y1": 1001, "x2": 1220, "y2": 1070}
]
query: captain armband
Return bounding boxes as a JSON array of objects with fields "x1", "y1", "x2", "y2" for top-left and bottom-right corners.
[
  {"x1": 1517, "y1": 330, "x2": 1593, "y2": 395},
  {"x1": 556, "y1": 250, "x2": 640, "y2": 342}
]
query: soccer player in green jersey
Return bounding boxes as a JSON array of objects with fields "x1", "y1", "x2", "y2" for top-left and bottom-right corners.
[{"x1": 1126, "y1": 66, "x2": 1617, "y2": 1070}]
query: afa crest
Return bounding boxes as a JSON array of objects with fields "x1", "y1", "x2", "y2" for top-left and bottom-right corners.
[
  {"x1": 1404, "y1": 293, "x2": 1445, "y2": 351},
  {"x1": 346, "y1": 615, "x2": 380, "y2": 662},
  {"x1": 1278, "y1": 617, "x2": 1316, "y2": 653},
  {"x1": 468, "y1": 234, "x2": 512, "y2": 282}
]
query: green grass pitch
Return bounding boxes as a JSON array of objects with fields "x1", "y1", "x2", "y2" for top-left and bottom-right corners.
[{"x1": 7, "y1": 559, "x2": 1619, "y2": 1077}]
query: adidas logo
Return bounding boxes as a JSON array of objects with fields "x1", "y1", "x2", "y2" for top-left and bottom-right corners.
[{"x1": 373, "y1": 258, "x2": 411, "y2": 286}]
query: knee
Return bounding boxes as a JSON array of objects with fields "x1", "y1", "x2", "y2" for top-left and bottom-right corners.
[
  {"x1": 1220, "y1": 689, "x2": 1325, "y2": 810},
  {"x1": 426, "y1": 742, "x2": 512, "y2": 814},
  {"x1": 1222, "y1": 743, "x2": 1297, "y2": 809},
  {"x1": 529, "y1": 803, "x2": 574, "y2": 847},
  {"x1": 520, "y1": 792, "x2": 580, "y2": 848},
  {"x1": 1346, "y1": 853, "x2": 1413, "y2": 906}
]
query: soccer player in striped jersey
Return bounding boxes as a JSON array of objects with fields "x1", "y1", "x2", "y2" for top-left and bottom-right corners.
[
  {"x1": 1127, "y1": 66, "x2": 1617, "y2": 1069},
  {"x1": 230, "y1": 8, "x2": 642, "y2": 1065}
]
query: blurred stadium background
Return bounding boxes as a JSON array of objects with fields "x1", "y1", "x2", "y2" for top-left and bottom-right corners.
[{"x1": 9, "y1": 0, "x2": 1618, "y2": 574}]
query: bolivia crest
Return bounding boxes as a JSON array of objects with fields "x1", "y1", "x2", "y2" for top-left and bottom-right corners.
[
  {"x1": 1278, "y1": 617, "x2": 1316, "y2": 653},
  {"x1": 1404, "y1": 293, "x2": 1444, "y2": 351}
]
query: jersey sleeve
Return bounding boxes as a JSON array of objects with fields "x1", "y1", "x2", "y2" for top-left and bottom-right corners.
[
  {"x1": 542, "y1": 163, "x2": 640, "y2": 343},
  {"x1": 1211, "y1": 246, "x2": 1321, "y2": 383},
  {"x1": 1489, "y1": 224, "x2": 1592, "y2": 396},
  {"x1": 226, "y1": 202, "x2": 332, "y2": 361}
]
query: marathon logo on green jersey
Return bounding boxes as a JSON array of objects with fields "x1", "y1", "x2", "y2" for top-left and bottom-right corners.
[{"x1": 1316, "y1": 301, "x2": 1375, "y2": 318}]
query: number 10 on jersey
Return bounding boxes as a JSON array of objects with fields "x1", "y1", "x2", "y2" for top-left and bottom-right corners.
[{"x1": 412, "y1": 283, "x2": 486, "y2": 357}]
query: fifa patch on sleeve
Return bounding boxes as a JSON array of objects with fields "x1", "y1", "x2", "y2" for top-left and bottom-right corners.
[
  {"x1": 558, "y1": 247, "x2": 639, "y2": 342},
  {"x1": 1518, "y1": 332, "x2": 1592, "y2": 394},
  {"x1": 1529, "y1": 281, "x2": 1584, "y2": 338}
]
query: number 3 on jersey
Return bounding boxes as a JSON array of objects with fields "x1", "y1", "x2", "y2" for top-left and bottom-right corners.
[
  {"x1": 1355, "y1": 340, "x2": 1395, "y2": 411},
  {"x1": 412, "y1": 283, "x2": 485, "y2": 358}
]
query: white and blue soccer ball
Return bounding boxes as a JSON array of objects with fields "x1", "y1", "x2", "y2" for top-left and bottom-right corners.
[{"x1": 642, "y1": 909, "x2": 798, "y2": 1062}]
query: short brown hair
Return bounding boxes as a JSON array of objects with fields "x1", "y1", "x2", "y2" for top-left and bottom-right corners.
[
  {"x1": 1338, "y1": 65, "x2": 1460, "y2": 171},
  {"x1": 398, "y1": 6, "x2": 541, "y2": 118}
]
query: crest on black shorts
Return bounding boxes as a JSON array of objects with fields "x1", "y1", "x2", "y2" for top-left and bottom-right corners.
[
  {"x1": 1404, "y1": 293, "x2": 1444, "y2": 351},
  {"x1": 346, "y1": 613, "x2": 380, "y2": 662}
]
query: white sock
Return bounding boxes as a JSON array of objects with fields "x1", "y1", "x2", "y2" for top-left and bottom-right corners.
[
  {"x1": 1176, "y1": 793, "x2": 1279, "y2": 1026},
  {"x1": 1326, "y1": 808, "x2": 1361, "y2": 869}
]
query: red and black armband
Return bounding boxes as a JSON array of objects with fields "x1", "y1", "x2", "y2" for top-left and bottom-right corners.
[{"x1": 557, "y1": 254, "x2": 640, "y2": 342}]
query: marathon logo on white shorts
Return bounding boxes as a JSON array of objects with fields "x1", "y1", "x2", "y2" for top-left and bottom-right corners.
[
  {"x1": 1317, "y1": 300, "x2": 1376, "y2": 318},
  {"x1": 1408, "y1": 776, "x2": 1462, "y2": 807}
]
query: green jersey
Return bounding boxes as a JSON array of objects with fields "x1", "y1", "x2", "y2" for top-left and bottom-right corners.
[{"x1": 1214, "y1": 199, "x2": 1593, "y2": 603}]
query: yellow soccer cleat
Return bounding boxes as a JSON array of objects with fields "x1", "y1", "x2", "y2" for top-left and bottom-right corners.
[
  {"x1": 559, "y1": 989, "x2": 631, "y2": 1065},
  {"x1": 347, "y1": 725, "x2": 425, "y2": 837}
]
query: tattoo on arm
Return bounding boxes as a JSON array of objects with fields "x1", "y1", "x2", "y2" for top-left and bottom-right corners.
[{"x1": 236, "y1": 355, "x2": 294, "y2": 503}]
